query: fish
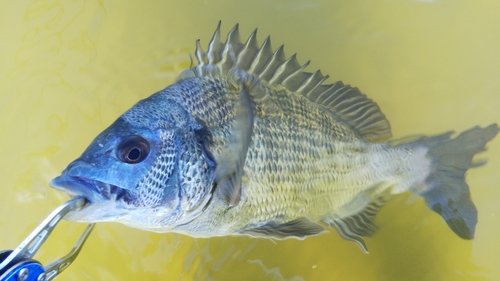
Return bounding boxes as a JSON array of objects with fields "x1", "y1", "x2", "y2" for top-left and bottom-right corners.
[{"x1": 50, "y1": 22, "x2": 499, "y2": 252}]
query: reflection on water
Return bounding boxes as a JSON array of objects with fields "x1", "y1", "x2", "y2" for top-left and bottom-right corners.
[{"x1": 1, "y1": 1, "x2": 499, "y2": 280}]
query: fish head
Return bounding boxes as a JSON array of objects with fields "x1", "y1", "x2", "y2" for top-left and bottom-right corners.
[{"x1": 51, "y1": 89, "x2": 212, "y2": 231}]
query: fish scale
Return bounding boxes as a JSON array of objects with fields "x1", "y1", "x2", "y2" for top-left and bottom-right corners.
[
  {"x1": 179, "y1": 78, "x2": 396, "y2": 235},
  {"x1": 50, "y1": 23, "x2": 499, "y2": 252}
]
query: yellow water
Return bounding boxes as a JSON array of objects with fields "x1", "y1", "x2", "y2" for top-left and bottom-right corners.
[{"x1": 1, "y1": 1, "x2": 499, "y2": 280}]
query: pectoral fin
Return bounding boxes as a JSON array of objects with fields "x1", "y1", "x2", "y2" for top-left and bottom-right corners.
[
  {"x1": 243, "y1": 217, "x2": 325, "y2": 239},
  {"x1": 214, "y1": 86, "x2": 254, "y2": 206}
]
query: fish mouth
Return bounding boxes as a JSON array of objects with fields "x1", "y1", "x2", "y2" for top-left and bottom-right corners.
[
  {"x1": 50, "y1": 175, "x2": 132, "y2": 223},
  {"x1": 50, "y1": 176, "x2": 129, "y2": 204}
]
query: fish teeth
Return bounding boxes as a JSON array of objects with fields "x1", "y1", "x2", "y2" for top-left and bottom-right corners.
[
  {"x1": 105, "y1": 182, "x2": 111, "y2": 197},
  {"x1": 95, "y1": 181, "x2": 111, "y2": 198},
  {"x1": 109, "y1": 184, "x2": 127, "y2": 201}
]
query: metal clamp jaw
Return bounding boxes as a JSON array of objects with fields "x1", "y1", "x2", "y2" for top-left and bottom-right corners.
[{"x1": 0, "y1": 197, "x2": 94, "y2": 281}]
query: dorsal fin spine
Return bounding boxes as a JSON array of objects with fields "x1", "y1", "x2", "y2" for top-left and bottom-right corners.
[
  {"x1": 219, "y1": 43, "x2": 233, "y2": 71},
  {"x1": 207, "y1": 21, "x2": 223, "y2": 64},
  {"x1": 269, "y1": 53, "x2": 301, "y2": 85},
  {"x1": 304, "y1": 75, "x2": 330, "y2": 99},
  {"x1": 235, "y1": 29, "x2": 259, "y2": 70},
  {"x1": 259, "y1": 45, "x2": 286, "y2": 81},
  {"x1": 298, "y1": 70, "x2": 325, "y2": 95},
  {"x1": 216, "y1": 25, "x2": 239, "y2": 71},
  {"x1": 226, "y1": 24, "x2": 243, "y2": 54},
  {"x1": 195, "y1": 39, "x2": 206, "y2": 65},
  {"x1": 247, "y1": 36, "x2": 272, "y2": 75},
  {"x1": 282, "y1": 61, "x2": 311, "y2": 92}
]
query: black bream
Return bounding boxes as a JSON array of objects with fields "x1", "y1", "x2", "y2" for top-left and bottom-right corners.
[{"x1": 51, "y1": 23, "x2": 499, "y2": 252}]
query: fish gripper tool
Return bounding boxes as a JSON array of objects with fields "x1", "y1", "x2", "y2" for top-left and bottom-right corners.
[{"x1": 0, "y1": 197, "x2": 94, "y2": 281}]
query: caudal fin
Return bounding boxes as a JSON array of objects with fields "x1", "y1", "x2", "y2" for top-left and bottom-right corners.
[{"x1": 418, "y1": 124, "x2": 499, "y2": 239}]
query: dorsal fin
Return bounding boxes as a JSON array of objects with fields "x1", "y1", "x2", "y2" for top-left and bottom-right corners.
[{"x1": 179, "y1": 22, "x2": 392, "y2": 142}]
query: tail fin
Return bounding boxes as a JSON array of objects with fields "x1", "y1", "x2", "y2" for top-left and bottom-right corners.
[{"x1": 418, "y1": 124, "x2": 499, "y2": 239}]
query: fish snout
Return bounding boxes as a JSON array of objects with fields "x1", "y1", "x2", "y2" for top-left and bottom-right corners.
[
  {"x1": 49, "y1": 175, "x2": 104, "y2": 203},
  {"x1": 50, "y1": 159, "x2": 130, "y2": 204}
]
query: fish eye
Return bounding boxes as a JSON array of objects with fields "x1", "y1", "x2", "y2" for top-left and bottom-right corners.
[{"x1": 116, "y1": 136, "x2": 150, "y2": 164}]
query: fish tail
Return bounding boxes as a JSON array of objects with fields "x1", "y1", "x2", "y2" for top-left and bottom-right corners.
[{"x1": 416, "y1": 124, "x2": 499, "y2": 239}]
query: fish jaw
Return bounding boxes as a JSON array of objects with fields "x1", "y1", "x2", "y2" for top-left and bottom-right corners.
[
  {"x1": 50, "y1": 155, "x2": 136, "y2": 223},
  {"x1": 51, "y1": 176, "x2": 106, "y2": 203},
  {"x1": 50, "y1": 172, "x2": 184, "y2": 230},
  {"x1": 50, "y1": 168, "x2": 131, "y2": 222},
  {"x1": 50, "y1": 174, "x2": 132, "y2": 201}
]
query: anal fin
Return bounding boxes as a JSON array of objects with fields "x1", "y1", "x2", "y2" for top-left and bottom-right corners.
[
  {"x1": 322, "y1": 192, "x2": 390, "y2": 253},
  {"x1": 242, "y1": 217, "x2": 325, "y2": 240}
]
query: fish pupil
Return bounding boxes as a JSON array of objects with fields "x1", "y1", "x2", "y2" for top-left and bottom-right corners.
[
  {"x1": 117, "y1": 136, "x2": 150, "y2": 164},
  {"x1": 127, "y1": 147, "x2": 141, "y2": 161}
]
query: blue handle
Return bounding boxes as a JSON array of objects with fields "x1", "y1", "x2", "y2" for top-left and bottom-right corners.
[{"x1": 0, "y1": 251, "x2": 45, "y2": 281}]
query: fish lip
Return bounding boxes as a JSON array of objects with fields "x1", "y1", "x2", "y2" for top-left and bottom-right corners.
[{"x1": 50, "y1": 176, "x2": 128, "y2": 204}]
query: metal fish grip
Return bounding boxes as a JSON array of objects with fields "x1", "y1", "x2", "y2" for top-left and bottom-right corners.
[{"x1": 0, "y1": 197, "x2": 94, "y2": 281}]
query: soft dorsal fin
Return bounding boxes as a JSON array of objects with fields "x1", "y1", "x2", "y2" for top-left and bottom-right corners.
[{"x1": 180, "y1": 22, "x2": 392, "y2": 142}]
